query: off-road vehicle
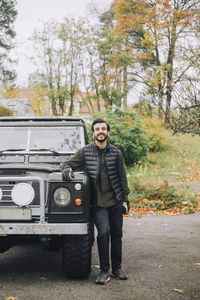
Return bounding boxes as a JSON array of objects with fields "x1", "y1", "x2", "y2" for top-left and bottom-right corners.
[{"x1": 0, "y1": 117, "x2": 93, "y2": 279}]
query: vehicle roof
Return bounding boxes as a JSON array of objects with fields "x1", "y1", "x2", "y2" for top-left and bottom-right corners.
[
  {"x1": 0, "y1": 116, "x2": 86, "y2": 126},
  {"x1": 0, "y1": 116, "x2": 84, "y2": 122}
]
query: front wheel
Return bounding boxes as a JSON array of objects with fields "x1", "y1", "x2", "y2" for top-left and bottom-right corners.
[{"x1": 62, "y1": 232, "x2": 92, "y2": 279}]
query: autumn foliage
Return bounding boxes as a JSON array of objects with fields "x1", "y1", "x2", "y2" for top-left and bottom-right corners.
[
  {"x1": 112, "y1": 0, "x2": 200, "y2": 124},
  {"x1": 0, "y1": 105, "x2": 14, "y2": 116}
]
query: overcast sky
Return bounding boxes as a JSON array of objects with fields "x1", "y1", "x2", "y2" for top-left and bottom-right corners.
[{"x1": 13, "y1": 0, "x2": 112, "y2": 86}]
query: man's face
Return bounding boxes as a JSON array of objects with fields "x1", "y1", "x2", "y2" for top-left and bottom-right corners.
[{"x1": 93, "y1": 122, "x2": 109, "y2": 143}]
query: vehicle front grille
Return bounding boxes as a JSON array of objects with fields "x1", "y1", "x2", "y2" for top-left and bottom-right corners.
[{"x1": 0, "y1": 181, "x2": 40, "y2": 207}]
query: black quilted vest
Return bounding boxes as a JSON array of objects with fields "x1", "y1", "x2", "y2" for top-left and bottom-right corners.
[{"x1": 83, "y1": 142, "x2": 124, "y2": 202}]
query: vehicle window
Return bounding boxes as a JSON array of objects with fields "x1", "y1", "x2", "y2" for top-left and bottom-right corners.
[
  {"x1": 30, "y1": 127, "x2": 82, "y2": 152},
  {"x1": 0, "y1": 126, "x2": 82, "y2": 152},
  {"x1": 0, "y1": 128, "x2": 28, "y2": 150}
]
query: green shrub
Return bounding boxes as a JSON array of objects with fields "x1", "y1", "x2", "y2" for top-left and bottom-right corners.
[
  {"x1": 142, "y1": 117, "x2": 168, "y2": 152},
  {"x1": 0, "y1": 105, "x2": 14, "y2": 116},
  {"x1": 87, "y1": 107, "x2": 149, "y2": 166}
]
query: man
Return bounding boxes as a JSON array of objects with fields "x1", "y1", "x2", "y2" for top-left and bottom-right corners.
[{"x1": 62, "y1": 118, "x2": 130, "y2": 285}]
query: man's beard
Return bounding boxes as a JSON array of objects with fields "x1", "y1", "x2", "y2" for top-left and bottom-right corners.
[{"x1": 95, "y1": 133, "x2": 108, "y2": 143}]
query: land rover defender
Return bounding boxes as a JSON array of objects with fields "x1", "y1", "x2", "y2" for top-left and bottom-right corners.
[{"x1": 0, "y1": 117, "x2": 93, "y2": 279}]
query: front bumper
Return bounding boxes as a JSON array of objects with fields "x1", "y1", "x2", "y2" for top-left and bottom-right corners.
[{"x1": 0, "y1": 222, "x2": 88, "y2": 235}]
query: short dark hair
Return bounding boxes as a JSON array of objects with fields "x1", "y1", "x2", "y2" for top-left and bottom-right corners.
[{"x1": 91, "y1": 118, "x2": 110, "y2": 132}]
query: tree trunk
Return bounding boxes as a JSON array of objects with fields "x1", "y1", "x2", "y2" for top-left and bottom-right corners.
[
  {"x1": 68, "y1": 96, "x2": 74, "y2": 116},
  {"x1": 95, "y1": 83, "x2": 101, "y2": 112},
  {"x1": 51, "y1": 95, "x2": 58, "y2": 116},
  {"x1": 164, "y1": 23, "x2": 177, "y2": 125},
  {"x1": 123, "y1": 66, "x2": 128, "y2": 108},
  {"x1": 58, "y1": 95, "x2": 65, "y2": 115},
  {"x1": 49, "y1": 90, "x2": 58, "y2": 116},
  {"x1": 68, "y1": 87, "x2": 74, "y2": 116},
  {"x1": 87, "y1": 97, "x2": 95, "y2": 113},
  {"x1": 154, "y1": 41, "x2": 164, "y2": 121},
  {"x1": 158, "y1": 82, "x2": 164, "y2": 121}
]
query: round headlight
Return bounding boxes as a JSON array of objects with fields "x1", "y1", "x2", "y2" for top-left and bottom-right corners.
[
  {"x1": 74, "y1": 183, "x2": 82, "y2": 191},
  {"x1": 11, "y1": 183, "x2": 35, "y2": 206},
  {"x1": 0, "y1": 188, "x2": 2, "y2": 200},
  {"x1": 53, "y1": 187, "x2": 71, "y2": 206}
]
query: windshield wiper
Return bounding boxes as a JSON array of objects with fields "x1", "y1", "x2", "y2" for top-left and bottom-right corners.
[
  {"x1": 29, "y1": 148, "x2": 60, "y2": 156},
  {"x1": 0, "y1": 148, "x2": 60, "y2": 156},
  {"x1": 0, "y1": 148, "x2": 26, "y2": 154}
]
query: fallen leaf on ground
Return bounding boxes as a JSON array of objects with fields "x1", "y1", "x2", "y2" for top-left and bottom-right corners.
[
  {"x1": 6, "y1": 297, "x2": 18, "y2": 300},
  {"x1": 173, "y1": 288, "x2": 184, "y2": 294},
  {"x1": 194, "y1": 262, "x2": 200, "y2": 266},
  {"x1": 40, "y1": 277, "x2": 47, "y2": 280},
  {"x1": 158, "y1": 265, "x2": 163, "y2": 269}
]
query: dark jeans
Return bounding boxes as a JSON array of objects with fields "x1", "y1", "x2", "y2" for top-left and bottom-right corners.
[{"x1": 93, "y1": 203, "x2": 123, "y2": 272}]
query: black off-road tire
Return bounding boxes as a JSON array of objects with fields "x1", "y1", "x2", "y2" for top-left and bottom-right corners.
[{"x1": 62, "y1": 232, "x2": 92, "y2": 279}]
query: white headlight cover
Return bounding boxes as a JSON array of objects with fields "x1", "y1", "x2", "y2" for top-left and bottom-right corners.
[
  {"x1": 11, "y1": 183, "x2": 35, "y2": 206},
  {"x1": 0, "y1": 188, "x2": 2, "y2": 200},
  {"x1": 54, "y1": 187, "x2": 71, "y2": 206}
]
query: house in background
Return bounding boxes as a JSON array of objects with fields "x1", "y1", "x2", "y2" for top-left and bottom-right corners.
[
  {"x1": 0, "y1": 88, "x2": 37, "y2": 116},
  {"x1": 0, "y1": 98, "x2": 35, "y2": 116},
  {"x1": 0, "y1": 88, "x2": 106, "y2": 117},
  {"x1": 76, "y1": 91, "x2": 106, "y2": 115}
]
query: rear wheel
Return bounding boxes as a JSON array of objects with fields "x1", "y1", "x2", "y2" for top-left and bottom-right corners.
[{"x1": 62, "y1": 232, "x2": 92, "y2": 279}]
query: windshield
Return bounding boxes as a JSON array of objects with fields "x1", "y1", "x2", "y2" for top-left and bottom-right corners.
[{"x1": 0, "y1": 126, "x2": 83, "y2": 153}]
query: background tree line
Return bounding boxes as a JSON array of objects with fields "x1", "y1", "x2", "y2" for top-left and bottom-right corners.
[
  {"x1": 28, "y1": 15, "x2": 131, "y2": 116},
  {"x1": 28, "y1": 0, "x2": 200, "y2": 132},
  {"x1": 0, "y1": 0, "x2": 17, "y2": 86},
  {"x1": 1, "y1": 0, "x2": 200, "y2": 134},
  {"x1": 112, "y1": 0, "x2": 200, "y2": 132}
]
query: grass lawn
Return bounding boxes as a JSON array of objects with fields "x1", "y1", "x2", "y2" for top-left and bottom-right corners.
[{"x1": 127, "y1": 133, "x2": 200, "y2": 216}]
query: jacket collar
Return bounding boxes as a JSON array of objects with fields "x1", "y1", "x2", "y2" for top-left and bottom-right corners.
[{"x1": 93, "y1": 141, "x2": 110, "y2": 152}]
